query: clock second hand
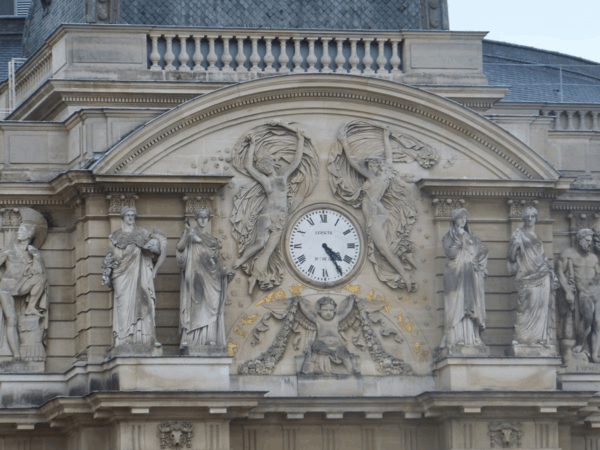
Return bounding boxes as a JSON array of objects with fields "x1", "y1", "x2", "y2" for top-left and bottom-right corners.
[{"x1": 322, "y1": 243, "x2": 343, "y2": 276}]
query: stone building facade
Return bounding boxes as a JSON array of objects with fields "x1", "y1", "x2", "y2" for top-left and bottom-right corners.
[{"x1": 0, "y1": 0, "x2": 600, "y2": 449}]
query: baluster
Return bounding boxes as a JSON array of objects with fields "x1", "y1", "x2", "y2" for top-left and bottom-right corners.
[
  {"x1": 306, "y1": 38, "x2": 318, "y2": 73},
  {"x1": 149, "y1": 34, "x2": 161, "y2": 71},
  {"x1": 566, "y1": 111, "x2": 573, "y2": 130},
  {"x1": 235, "y1": 37, "x2": 248, "y2": 72},
  {"x1": 390, "y1": 39, "x2": 401, "y2": 73},
  {"x1": 362, "y1": 37, "x2": 374, "y2": 75},
  {"x1": 264, "y1": 36, "x2": 276, "y2": 73},
  {"x1": 178, "y1": 35, "x2": 190, "y2": 71},
  {"x1": 206, "y1": 36, "x2": 218, "y2": 72},
  {"x1": 334, "y1": 37, "x2": 346, "y2": 73},
  {"x1": 192, "y1": 35, "x2": 205, "y2": 72},
  {"x1": 278, "y1": 38, "x2": 290, "y2": 73},
  {"x1": 249, "y1": 37, "x2": 261, "y2": 72},
  {"x1": 376, "y1": 38, "x2": 387, "y2": 75},
  {"x1": 593, "y1": 112, "x2": 600, "y2": 131},
  {"x1": 292, "y1": 37, "x2": 304, "y2": 73},
  {"x1": 221, "y1": 36, "x2": 233, "y2": 72},
  {"x1": 192, "y1": 36, "x2": 205, "y2": 72},
  {"x1": 348, "y1": 38, "x2": 360, "y2": 74},
  {"x1": 163, "y1": 34, "x2": 176, "y2": 71},
  {"x1": 320, "y1": 37, "x2": 332, "y2": 73}
]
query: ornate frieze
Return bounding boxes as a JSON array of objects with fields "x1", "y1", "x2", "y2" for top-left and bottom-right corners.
[
  {"x1": 432, "y1": 198, "x2": 465, "y2": 218},
  {"x1": 0, "y1": 208, "x2": 22, "y2": 227},
  {"x1": 105, "y1": 194, "x2": 138, "y2": 215},
  {"x1": 181, "y1": 195, "x2": 212, "y2": 217},
  {"x1": 507, "y1": 198, "x2": 539, "y2": 219}
]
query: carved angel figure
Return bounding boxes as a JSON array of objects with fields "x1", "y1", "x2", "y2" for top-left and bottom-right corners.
[
  {"x1": 328, "y1": 121, "x2": 437, "y2": 291},
  {"x1": 102, "y1": 206, "x2": 167, "y2": 348},
  {"x1": 231, "y1": 121, "x2": 319, "y2": 293},
  {"x1": 0, "y1": 208, "x2": 49, "y2": 361},
  {"x1": 237, "y1": 294, "x2": 412, "y2": 376}
]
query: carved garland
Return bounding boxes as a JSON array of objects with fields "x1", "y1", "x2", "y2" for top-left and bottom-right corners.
[
  {"x1": 507, "y1": 198, "x2": 539, "y2": 219},
  {"x1": 109, "y1": 92, "x2": 534, "y2": 178}
]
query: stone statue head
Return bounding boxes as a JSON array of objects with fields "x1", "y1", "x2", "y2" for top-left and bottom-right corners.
[
  {"x1": 450, "y1": 208, "x2": 469, "y2": 232},
  {"x1": 195, "y1": 208, "x2": 211, "y2": 228},
  {"x1": 577, "y1": 228, "x2": 594, "y2": 253},
  {"x1": 365, "y1": 156, "x2": 384, "y2": 174},
  {"x1": 521, "y1": 206, "x2": 538, "y2": 227},
  {"x1": 255, "y1": 156, "x2": 276, "y2": 175},
  {"x1": 316, "y1": 297, "x2": 337, "y2": 321},
  {"x1": 120, "y1": 206, "x2": 137, "y2": 226},
  {"x1": 17, "y1": 223, "x2": 36, "y2": 244}
]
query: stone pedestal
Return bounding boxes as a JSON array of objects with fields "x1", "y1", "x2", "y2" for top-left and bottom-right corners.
[
  {"x1": 97, "y1": 356, "x2": 232, "y2": 391},
  {"x1": 509, "y1": 343, "x2": 557, "y2": 357},
  {"x1": 434, "y1": 357, "x2": 561, "y2": 391},
  {"x1": 106, "y1": 343, "x2": 163, "y2": 359},
  {"x1": 0, "y1": 359, "x2": 44, "y2": 373},
  {"x1": 437, "y1": 344, "x2": 490, "y2": 358},
  {"x1": 558, "y1": 370, "x2": 600, "y2": 391},
  {"x1": 181, "y1": 344, "x2": 228, "y2": 356}
]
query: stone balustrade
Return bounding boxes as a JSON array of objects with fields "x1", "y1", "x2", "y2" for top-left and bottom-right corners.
[
  {"x1": 147, "y1": 29, "x2": 403, "y2": 80},
  {"x1": 541, "y1": 109, "x2": 600, "y2": 131}
]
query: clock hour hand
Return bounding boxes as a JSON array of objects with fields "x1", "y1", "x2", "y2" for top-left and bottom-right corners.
[{"x1": 322, "y1": 243, "x2": 343, "y2": 276}]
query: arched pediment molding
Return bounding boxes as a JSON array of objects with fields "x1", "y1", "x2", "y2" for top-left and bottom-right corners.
[{"x1": 92, "y1": 75, "x2": 560, "y2": 180}]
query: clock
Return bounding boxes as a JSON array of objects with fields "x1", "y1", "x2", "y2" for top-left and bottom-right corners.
[{"x1": 284, "y1": 204, "x2": 365, "y2": 288}]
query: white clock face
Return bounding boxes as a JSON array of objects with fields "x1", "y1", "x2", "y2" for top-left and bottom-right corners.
[{"x1": 286, "y1": 207, "x2": 363, "y2": 287}]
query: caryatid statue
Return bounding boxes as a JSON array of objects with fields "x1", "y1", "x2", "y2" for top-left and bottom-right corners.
[
  {"x1": 556, "y1": 228, "x2": 600, "y2": 363},
  {"x1": 177, "y1": 208, "x2": 234, "y2": 353},
  {"x1": 507, "y1": 206, "x2": 557, "y2": 355},
  {"x1": 0, "y1": 208, "x2": 49, "y2": 363},
  {"x1": 440, "y1": 208, "x2": 489, "y2": 356},
  {"x1": 102, "y1": 206, "x2": 167, "y2": 351}
]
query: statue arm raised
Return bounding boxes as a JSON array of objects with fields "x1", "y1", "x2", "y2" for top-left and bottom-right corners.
[
  {"x1": 338, "y1": 129, "x2": 371, "y2": 179},
  {"x1": 242, "y1": 133, "x2": 269, "y2": 187},
  {"x1": 280, "y1": 129, "x2": 305, "y2": 177},
  {"x1": 382, "y1": 127, "x2": 393, "y2": 165}
]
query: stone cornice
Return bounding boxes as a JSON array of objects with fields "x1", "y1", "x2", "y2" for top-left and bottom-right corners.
[
  {"x1": 0, "y1": 172, "x2": 232, "y2": 205},
  {"x1": 91, "y1": 75, "x2": 562, "y2": 180},
  {"x1": 416, "y1": 178, "x2": 573, "y2": 198}
]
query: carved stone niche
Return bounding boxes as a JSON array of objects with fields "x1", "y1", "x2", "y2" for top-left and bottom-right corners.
[
  {"x1": 157, "y1": 422, "x2": 193, "y2": 449},
  {"x1": 488, "y1": 422, "x2": 523, "y2": 449},
  {"x1": 85, "y1": 0, "x2": 119, "y2": 24},
  {"x1": 507, "y1": 198, "x2": 539, "y2": 219},
  {"x1": 432, "y1": 198, "x2": 465, "y2": 218}
]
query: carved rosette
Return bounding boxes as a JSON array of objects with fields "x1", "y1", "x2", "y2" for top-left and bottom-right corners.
[
  {"x1": 106, "y1": 194, "x2": 138, "y2": 215},
  {"x1": 507, "y1": 198, "x2": 539, "y2": 219},
  {"x1": 157, "y1": 422, "x2": 193, "y2": 449},
  {"x1": 432, "y1": 198, "x2": 465, "y2": 218},
  {"x1": 488, "y1": 422, "x2": 523, "y2": 449},
  {"x1": 182, "y1": 195, "x2": 213, "y2": 217}
]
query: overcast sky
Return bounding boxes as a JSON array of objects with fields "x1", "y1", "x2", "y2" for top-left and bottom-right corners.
[{"x1": 449, "y1": 0, "x2": 600, "y2": 63}]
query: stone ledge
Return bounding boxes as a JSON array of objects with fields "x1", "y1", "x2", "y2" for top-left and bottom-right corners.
[{"x1": 434, "y1": 357, "x2": 561, "y2": 391}]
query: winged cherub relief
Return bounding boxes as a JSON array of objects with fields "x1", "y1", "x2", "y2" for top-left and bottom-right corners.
[
  {"x1": 231, "y1": 121, "x2": 319, "y2": 293},
  {"x1": 327, "y1": 121, "x2": 439, "y2": 292},
  {"x1": 237, "y1": 295, "x2": 412, "y2": 376}
]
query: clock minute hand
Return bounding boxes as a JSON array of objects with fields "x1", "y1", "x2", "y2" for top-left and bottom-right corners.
[{"x1": 322, "y1": 243, "x2": 343, "y2": 276}]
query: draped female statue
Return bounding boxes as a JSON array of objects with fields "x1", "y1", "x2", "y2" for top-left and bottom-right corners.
[
  {"x1": 177, "y1": 209, "x2": 234, "y2": 352},
  {"x1": 507, "y1": 206, "x2": 557, "y2": 354},
  {"x1": 440, "y1": 208, "x2": 489, "y2": 355},
  {"x1": 102, "y1": 206, "x2": 167, "y2": 350}
]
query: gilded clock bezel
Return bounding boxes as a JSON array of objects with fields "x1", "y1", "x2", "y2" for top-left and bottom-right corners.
[{"x1": 283, "y1": 203, "x2": 367, "y2": 289}]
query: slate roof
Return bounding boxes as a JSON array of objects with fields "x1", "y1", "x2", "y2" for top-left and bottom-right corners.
[
  {"x1": 0, "y1": 18, "x2": 25, "y2": 81},
  {"x1": 483, "y1": 40, "x2": 600, "y2": 104},
  {"x1": 120, "y1": 0, "x2": 424, "y2": 30}
]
